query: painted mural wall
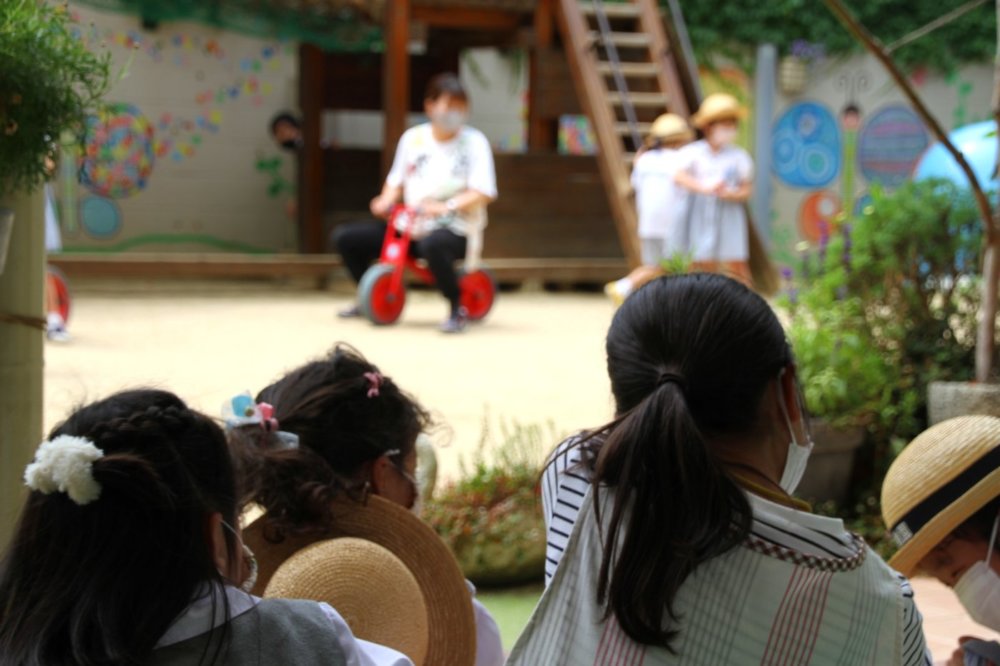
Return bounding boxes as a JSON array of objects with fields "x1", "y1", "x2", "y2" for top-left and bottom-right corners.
[
  {"x1": 61, "y1": 3, "x2": 299, "y2": 253},
  {"x1": 767, "y1": 55, "x2": 994, "y2": 267}
]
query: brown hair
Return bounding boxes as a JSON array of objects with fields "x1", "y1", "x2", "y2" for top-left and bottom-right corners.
[
  {"x1": 232, "y1": 344, "x2": 431, "y2": 543},
  {"x1": 424, "y1": 72, "x2": 468, "y2": 103}
]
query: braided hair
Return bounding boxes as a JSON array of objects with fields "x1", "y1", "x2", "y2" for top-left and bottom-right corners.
[{"x1": 0, "y1": 389, "x2": 239, "y2": 665}]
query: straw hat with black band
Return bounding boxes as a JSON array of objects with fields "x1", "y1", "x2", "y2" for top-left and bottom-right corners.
[
  {"x1": 243, "y1": 494, "x2": 476, "y2": 666},
  {"x1": 881, "y1": 415, "x2": 1000, "y2": 577},
  {"x1": 691, "y1": 93, "x2": 747, "y2": 130}
]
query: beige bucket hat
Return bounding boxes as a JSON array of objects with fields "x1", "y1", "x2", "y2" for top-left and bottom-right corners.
[
  {"x1": 691, "y1": 93, "x2": 747, "y2": 129},
  {"x1": 646, "y1": 113, "x2": 694, "y2": 146},
  {"x1": 881, "y1": 414, "x2": 1000, "y2": 577}
]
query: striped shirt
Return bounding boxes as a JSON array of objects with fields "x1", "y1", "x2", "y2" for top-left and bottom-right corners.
[{"x1": 538, "y1": 434, "x2": 932, "y2": 666}]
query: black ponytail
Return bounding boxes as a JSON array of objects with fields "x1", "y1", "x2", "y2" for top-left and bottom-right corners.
[{"x1": 588, "y1": 274, "x2": 791, "y2": 649}]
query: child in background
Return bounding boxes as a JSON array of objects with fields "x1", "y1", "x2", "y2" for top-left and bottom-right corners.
[
  {"x1": 605, "y1": 113, "x2": 693, "y2": 306},
  {"x1": 0, "y1": 389, "x2": 411, "y2": 666},
  {"x1": 675, "y1": 93, "x2": 754, "y2": 285}
]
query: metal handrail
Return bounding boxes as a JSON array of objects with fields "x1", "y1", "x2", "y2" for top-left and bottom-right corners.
[{"x1": 591, "y1": 0, "x2": 642, "y2": 150}]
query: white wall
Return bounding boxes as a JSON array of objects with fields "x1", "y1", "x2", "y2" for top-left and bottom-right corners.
[{"x1": 62, "y1": 3, "x2": 299, "y2": 253}]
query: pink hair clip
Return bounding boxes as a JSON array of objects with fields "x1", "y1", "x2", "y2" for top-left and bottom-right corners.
[
  {"x1": 257, "y1": 402, "x2": 279, "y2": 432},
  {"x1": 364, "y1": 372, "x2": 383, "y2": 398}
]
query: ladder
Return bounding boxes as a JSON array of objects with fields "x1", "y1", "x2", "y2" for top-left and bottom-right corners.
[{"x1": 555, "y1": 0, "x2": 699, "y2": 268}]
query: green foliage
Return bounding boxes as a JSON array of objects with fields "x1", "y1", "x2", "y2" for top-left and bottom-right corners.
[
  {"x1": 670, "y1": 0, "x2": 997, "y2": 72},
  {"x1": 421, "y1": 420, "x2": 553, "y2": 586},
  {"x1": 784, "y1": 179, "x2": 982, "y2": 480},
  {"x1": 0, "y1": 0, "x2": 110, "y2": 193}
]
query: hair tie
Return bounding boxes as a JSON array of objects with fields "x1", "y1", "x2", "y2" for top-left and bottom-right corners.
[
  {"x1": 222, "y1": 392, "x2": 299, "y2": 449},
  {"x1": 656, "y1": 372, "x2": 688, "y2": 392},
  {"x1": 24, "y1": 435, "x2": 104, "y2": 505},
  {"x1": 364, "y1": 372, "x2": 383, "y2": 399}
]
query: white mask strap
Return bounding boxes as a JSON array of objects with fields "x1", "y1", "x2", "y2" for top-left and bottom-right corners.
[{"x1": 987, "y1": 511, "x2": 1000, "y2": 563}]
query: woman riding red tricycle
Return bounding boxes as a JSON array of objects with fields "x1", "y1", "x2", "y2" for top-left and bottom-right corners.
[{"x1": 333, "y1": 72, "x2": 497, "y2": 333}]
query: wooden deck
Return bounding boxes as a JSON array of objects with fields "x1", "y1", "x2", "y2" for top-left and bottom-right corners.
[{"x1": 48, "y1": 253, "x2": 627, "y2": 284}]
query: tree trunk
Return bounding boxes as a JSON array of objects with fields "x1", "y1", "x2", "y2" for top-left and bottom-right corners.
[
  {"x1": 0, "y1": 187, "x2": 45, "y2": 549},
  {"x1": 981, "y1": 0, "x2": 1000, "y2": 382}
]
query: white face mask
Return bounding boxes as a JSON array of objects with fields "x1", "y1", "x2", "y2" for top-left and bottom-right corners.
[
  {"x1": 777, "y1": 370, "x2": 813, "y2": 495},
  {"x1": 954, "y1": 513, "x2": 1000, "y2": 630},
  {"x1": 432, "y1": 110, "x2": 466, "y2": 134},
  {"x1": 710, "y1": 125, "x2": 738, "y2": 147}
]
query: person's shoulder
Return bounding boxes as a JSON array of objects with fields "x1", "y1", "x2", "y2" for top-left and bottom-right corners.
[{"x1": 461, "y1": 126, "x2": 492, "y2": 148}]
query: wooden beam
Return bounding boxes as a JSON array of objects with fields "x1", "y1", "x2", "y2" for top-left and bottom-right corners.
[
  {"x1": 383, "y1": 0, "x2": 411, "y2": 177},
  {"x1": 412, "y1": 6, "x2": 523, "y2": 30},
  {"x1": 528, "y1": 0, "x2": 556, "y2": 150},
  {"x1": 299, "y1": 44, "x2": 326, "y2": 254}
]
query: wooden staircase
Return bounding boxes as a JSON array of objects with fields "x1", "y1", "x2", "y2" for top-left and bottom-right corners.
[{"x1": 555, "y1": 0, "x2": 699, "y2": 268}]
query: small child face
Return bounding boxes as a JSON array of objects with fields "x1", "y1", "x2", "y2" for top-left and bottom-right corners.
[{"x1": 919, "y1": 533, "x2": 998, "y2": 587}]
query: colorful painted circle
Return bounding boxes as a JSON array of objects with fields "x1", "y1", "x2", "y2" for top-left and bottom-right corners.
[
  {"x1": 798, "y1": 190, "x2": 842, "y2": 243},
  {"x1": 80, "y1": 102, "x2": 155, "y2": 199},
  {"x1": 772, "y1": 101, "x2": 841, "y2": 189},
  {"x1": 79, "y1": 196, "x2": 123, "y2": 239},
  {"x1": 857, "y1": 105, "x2": 929, "y2": 189}
]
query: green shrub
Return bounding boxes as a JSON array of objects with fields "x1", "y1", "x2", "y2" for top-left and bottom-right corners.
[
  {"x1": 784, "y1": 178, "x2": 983, "y2": 481},
  {"x1": 422, "y1": 420, "x2": 552, "y2": 587}
]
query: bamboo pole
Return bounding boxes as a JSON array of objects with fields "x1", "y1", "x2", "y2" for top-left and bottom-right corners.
[
  {"x1": 823, "y1": 0, "x2": 999, "y2": 381},
  {"x1": 0, "y1": 188, "x2": 45, "y2": 549}
]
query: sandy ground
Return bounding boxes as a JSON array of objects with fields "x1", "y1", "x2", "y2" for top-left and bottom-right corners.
[
  {"x1": 44, "y1": 280, "x2": 616, "y2": 480},
  {"x1": 42, "y1": 279, "x2": 992, "y2": 661}
]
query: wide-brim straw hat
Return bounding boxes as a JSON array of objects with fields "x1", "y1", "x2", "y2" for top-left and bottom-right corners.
[
  {"x1": 646, "y1": 113, "x2": 694, "y2": 146},
  {"x1": 265, "y1": 537, "x2": 430, "y2": 664},
  {"x1": 691, "y1": 92, "x2": 747, "y2": 129},
  {"x1": 244, "y1": 494, "x2": 476, "y2": 666},
  {"x1": 882, "y1": 415, "x2": 1000, "y2": 577}
]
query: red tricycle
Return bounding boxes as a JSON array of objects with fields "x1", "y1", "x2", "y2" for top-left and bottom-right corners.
[{"x1": 358, "y1": 206, "x2": 497, "y2": 325}]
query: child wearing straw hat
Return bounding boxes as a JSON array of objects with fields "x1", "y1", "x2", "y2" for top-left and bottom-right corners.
[
  {"x1": 675, "y1": 93, "x2": 754, "y2": 285},
  {"x1": 0, "y1": 389, "x2": 412, "y2": 665},
  {"x1": 604, "y1": 113, "x2": 693, "y2": 306},
  {"x1": 882, "y1": 415, "x2": 1000, "y2": 665},
  {"x1": 228, "y1": 344, "x2": 503, "y2": 666}
]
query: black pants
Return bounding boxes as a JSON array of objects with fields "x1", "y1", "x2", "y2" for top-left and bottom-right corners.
[{"x1": 332, "y1": 221, "x2": 468, "y2": 309}]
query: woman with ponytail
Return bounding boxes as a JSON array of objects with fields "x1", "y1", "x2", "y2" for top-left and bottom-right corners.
[
  {"x1": 510, "y1": 274, "x2": 931, "y2": 665},
  {"x1": 0, "y1": 389, "x2": 410, "y2": 665}
]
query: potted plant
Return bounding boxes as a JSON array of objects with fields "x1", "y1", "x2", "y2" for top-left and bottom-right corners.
[{"x1": 779, "y1": 40, "x2": 825, "y2": 96}]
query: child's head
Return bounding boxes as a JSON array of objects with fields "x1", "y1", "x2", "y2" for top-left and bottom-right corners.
[
  {"x1": 233, "y1": 344, "x2": 431, "y2": 540},
  {"x1": 0, "y1": 389, "x2": 241, "y2": 664},
  {"x1": 645, "y1": 113, "x2": 693, "y2": 150},
  {"x1": 692, "y1": 93, "x2": 745, "y2": 148}
]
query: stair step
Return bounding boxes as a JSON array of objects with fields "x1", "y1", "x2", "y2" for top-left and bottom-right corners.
[
  {"x1": 579, "y1": 2, "x2": 641, "y2": 19},
  {"x1": 606, "y1": 91, "x2": 669, "y2": 107},
  {"x1": 615, "y1": 121, "x2": 652, "y2": 135},
  {"x1": 589, "y1": 31, "x2": 651, "y2": 49},
  {"x1": 597, "y1": 61, "x2": 660, "y2": 77}
]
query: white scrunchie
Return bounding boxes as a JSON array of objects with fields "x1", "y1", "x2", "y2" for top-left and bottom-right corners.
[{"x1": 24, "y1": 435, "x2": 104, "y2": 505}]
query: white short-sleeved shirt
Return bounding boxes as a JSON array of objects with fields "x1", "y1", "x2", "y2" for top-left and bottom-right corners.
[
  {"x1": 631, "y1": 147, "x2": 686, "y2": 240},
  {"x1": 676, "y1": 140, "x2": 754, "y2": 262},
  {"x1": 385, "y1": 123, "x2": 497, "y2": 238},
  {"x1": 676, "y1": 139, "x2": 753, "y2": 191}
]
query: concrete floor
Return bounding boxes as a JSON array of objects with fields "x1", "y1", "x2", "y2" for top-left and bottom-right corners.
[{"x1": 43, "y1": 279, "x2": 994, "y2": 662}]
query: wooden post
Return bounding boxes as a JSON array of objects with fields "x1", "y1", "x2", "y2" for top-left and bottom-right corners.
[
  {"x1": 298, "y1": 44, "x2": 325, "y2": 254},
  {"x1": 383, "y1": 0, "x2": 411, "y2": 177},
  {"x1": 528, "y1": 0, "x2": 556, "y2": 150},
  {"x1": 0, "y1": 188, "x2": 45, "y2": 549}
]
